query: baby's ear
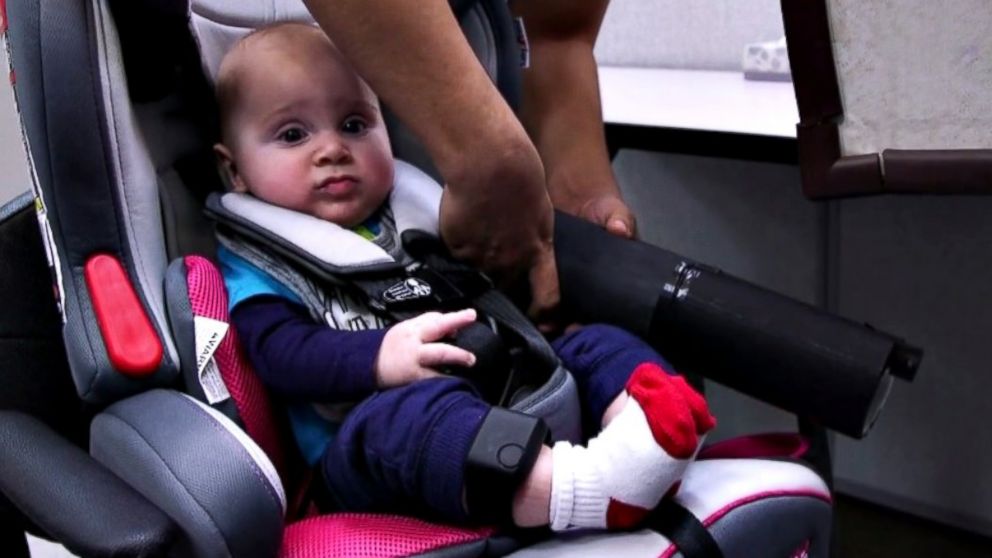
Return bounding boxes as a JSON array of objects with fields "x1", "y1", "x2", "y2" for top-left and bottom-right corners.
[{"x1": 214, "y1": 143, "x2": 247, "y2": 192}]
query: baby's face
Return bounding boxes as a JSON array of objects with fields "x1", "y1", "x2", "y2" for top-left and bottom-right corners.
[{"x1": 220, "y1": 30, "x2": 393, "y2": 227}]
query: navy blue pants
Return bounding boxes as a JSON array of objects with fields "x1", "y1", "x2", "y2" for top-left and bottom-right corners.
[{"x1": 321, "y1": 324, "x2": 674, "y2": 523}]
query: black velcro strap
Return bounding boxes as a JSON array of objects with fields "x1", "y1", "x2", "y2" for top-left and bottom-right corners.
[
  {"x1": 464, "y1": 408, "x2": 548, "y2": 524},
  {"x1": 648, "y1": 499, "x2": 725, "y2": 558}
]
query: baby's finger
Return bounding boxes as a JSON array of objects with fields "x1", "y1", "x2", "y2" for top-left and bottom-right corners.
[
  {"x1": 414, "y1": 367, "x2": 444, "y2": 382},
  {"x1": 419, "y1": 309, "x2": 478, "y2": 341},
  {"x1": 418, "y1": 342, "x2": 477, "y2": 369}
]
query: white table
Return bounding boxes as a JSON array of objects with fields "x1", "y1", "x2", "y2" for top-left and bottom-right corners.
[{"x1": 598, "y1": 66, "x2": 799, "y2": 138}]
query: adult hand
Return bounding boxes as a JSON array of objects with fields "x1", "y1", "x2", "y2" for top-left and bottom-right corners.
[
  {"x1": 439, "y1": 141, "x2": 561, "y2": 321},
  {"x1": 554, "y1": 188, "x2": 638, "y2": 240},
  {"x1": 374, "y1": 309, "x2": 478, "y2": 389}
]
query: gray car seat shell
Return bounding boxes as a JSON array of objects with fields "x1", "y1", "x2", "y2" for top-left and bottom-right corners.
[
  {"x1": 508, "y1": 459, "x2": 831, "y2": 558},
  {"x1": 91, "y1": 389, "x2": 286, "y2": 558},
  {"x1": 5, "y1": 0, "x2": 182, "y2": 404}
]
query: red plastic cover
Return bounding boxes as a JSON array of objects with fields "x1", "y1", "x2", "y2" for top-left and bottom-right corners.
[{"x1": 84, "y1": 254, "x2": 162, "y2": 376}]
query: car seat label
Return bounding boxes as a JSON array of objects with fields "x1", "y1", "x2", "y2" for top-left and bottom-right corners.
[{"x1": 194, "y1": 315, "x2": 231, "y2": 404}]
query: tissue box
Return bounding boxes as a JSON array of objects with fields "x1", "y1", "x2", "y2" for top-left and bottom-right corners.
[{"x1": 742, "y1": 37, "x2": 792, "y2": 82}]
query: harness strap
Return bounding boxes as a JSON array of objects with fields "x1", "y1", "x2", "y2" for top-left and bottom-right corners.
[{"x1": 648, "y1": 499, "x2": 725, "y2": 558}]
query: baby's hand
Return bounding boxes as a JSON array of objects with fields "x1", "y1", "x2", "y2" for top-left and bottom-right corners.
[{"x1": 374, "y1": 309, "x2": 478, "y2": 389}]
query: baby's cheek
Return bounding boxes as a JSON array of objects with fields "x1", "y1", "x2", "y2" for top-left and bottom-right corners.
[{"x1": 367, "y1": 169, "x2": 395, "y2": 205}]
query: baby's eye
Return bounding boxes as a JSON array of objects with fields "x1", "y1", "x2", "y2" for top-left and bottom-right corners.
[
  {"x1": 341, "y1": 117, "x2": 368, "y2": 135},
  {"x1": 277, "y1": 127, "x2": 308, "y2": 144}
]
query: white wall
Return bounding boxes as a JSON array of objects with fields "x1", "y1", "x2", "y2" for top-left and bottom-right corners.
[
  {"x1": 0, "y1": 39, "x2": 31, "y2": 204},
  {"x1": 595, "y1": 0, "x2": 785, "y2": 70}
]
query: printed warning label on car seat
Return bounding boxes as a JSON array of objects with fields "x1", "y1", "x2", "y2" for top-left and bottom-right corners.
[{"x1": 194, "y1": 316, "x2": 231, "y2": 404}]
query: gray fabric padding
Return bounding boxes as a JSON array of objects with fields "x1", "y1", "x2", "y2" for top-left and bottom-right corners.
[
  {"x1": 510, "y1": 366, "x2": 582, "y2": 445},
  {"x1": 193, "y1": 0, "x2": 313, "y2": 26},
  {"x1": 91, "y1": 389, "x2": 284, "y2": 558},
  {"x1": 460, "y1": 7, "x2": 498, "y2": 81},
  {"x1": 190, "y1": 0, "x2": 315, "y2": 84},
  {"x1": 159, "y1": 167, "x2": 218, "y2": 260},
  {"x1": 132, "y1": 90, "x2": 221, "y2": 262},
  {"x1": 707, "y1": 495, "x2": 832, "y2": 558},
  {"x1": 191, "y1": 15, "x2": 295, "y2": 85},
  {"x1": 93, "y1": 0, "x2": 178, "y2": 368}
]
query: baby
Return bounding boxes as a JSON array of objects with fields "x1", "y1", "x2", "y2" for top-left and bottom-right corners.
[{"x1": 214, "y1": 22, "x2": 714, "y2": 530}]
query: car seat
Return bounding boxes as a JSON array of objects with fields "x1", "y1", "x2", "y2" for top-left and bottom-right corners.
[{"x1": 0, "y1": 0, "x2": 916, "y2": 556}]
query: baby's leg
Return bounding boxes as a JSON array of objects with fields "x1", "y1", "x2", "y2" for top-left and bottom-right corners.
[
  {"x1": 548, "y1": 324, "x2": 715, "y2": 530},
  {"x1": 323, "y1": 376, "x2": 490, "y2": 522},
  {"x1": 323, "y1": 375, "x2": 553, "y2": 526}
]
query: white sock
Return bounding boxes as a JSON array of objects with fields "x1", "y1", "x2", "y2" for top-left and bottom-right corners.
[{"x1": 549, "y1": 398, "x2": 698, "y2": 530}]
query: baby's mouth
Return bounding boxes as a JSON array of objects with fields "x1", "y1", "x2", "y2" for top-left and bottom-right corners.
[{"x1": 317, "y1": 176, "x2": 358, "y2": 196}]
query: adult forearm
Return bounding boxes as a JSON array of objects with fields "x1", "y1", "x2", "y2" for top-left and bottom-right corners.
[
  {"x1": 521, "y1": 40, "x2": 615, "y2": 195},
  {"x1": 512, "y1": 0, "x2": 617, "y2": 204},
  {"x1": 301, "y1": 0, "x2": 529, "y2": 186}
]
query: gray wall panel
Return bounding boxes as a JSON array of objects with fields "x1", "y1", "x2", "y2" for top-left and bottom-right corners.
[{"x1": 832, "y1": 196, "x2": 992, "y2": 536}]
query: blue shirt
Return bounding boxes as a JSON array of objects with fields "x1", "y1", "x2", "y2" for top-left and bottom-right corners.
[{"x1": 219, "y1": 246, "x2": 386, "y2": 465}]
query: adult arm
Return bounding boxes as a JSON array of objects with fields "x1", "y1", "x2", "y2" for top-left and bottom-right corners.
[
  {"x1": 302, "y1": 0, "x2": 559, "y2": 317},
  {"x1": 231, "y1": 296, "x2": 386, "y2": 402},
  {"x1": 512, "y1": 0, "x2": 636, "y2": 238}
]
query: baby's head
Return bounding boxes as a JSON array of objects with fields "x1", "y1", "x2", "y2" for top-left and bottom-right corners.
[{"x1": 214, "y1": 23, "x2": 394, "y2": 227}]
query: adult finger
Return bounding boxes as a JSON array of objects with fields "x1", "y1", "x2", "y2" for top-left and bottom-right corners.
[
  {"x1": 583, "y1": 195, "x2": 638, "y2": 239},
  {"x1": 418, "y1": 342, "x2": 477, "y2": 369},
  {"x1": 526, "y1": 245, "x2": 561, "y2": 323}
]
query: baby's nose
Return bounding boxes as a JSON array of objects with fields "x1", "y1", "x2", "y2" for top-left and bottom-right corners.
[{"x1": 314, "y1": 134, "x2": 351, "y2": 164}]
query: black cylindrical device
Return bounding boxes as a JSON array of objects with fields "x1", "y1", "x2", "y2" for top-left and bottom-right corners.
[{"x1": 554, "y1": 212, "x2": 920, "y2": 438}]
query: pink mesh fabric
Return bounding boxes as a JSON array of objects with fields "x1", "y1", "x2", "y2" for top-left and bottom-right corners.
[
  {"x1": 184, "y1": 255, "x2": 287, "y2": 476},
  {"x1": 281, "y1": 514, "x2": 494, "y2": 558}
]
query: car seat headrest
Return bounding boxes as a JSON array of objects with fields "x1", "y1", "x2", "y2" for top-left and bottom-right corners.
[{"x1": 190, "y1": 0, "x2": 315, "y2": 85}]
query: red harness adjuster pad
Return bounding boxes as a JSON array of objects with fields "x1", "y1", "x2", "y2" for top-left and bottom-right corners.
[{"x1": 84, "y1": 254, "x2": 163, "y2": 377}]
